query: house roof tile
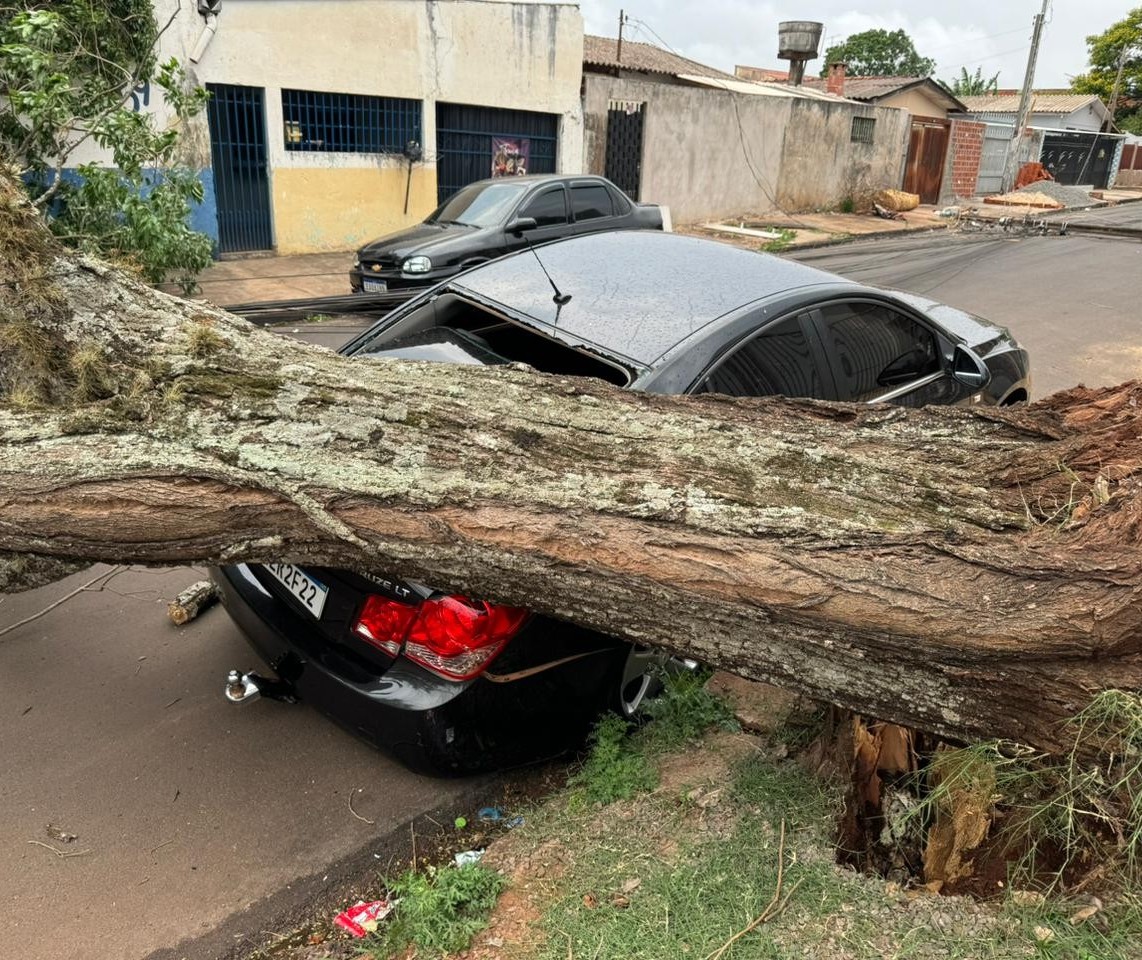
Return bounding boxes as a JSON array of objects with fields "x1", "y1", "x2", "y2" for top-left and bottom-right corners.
[
  {"x1": 958, "y1": 93, "x2": 1106, "y2": 115},
  {"x1": 583, "y1": 34, "x2": 738, "y2": 81}
]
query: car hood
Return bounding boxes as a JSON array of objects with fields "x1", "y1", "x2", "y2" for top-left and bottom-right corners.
[{"x1": 357, "y1": 222, "x2": 487, "y2": 262}]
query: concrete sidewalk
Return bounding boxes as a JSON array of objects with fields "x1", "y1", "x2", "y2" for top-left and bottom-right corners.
[
  {"x1": 160, "y1": 250, "x2": 354, "y2": 307},
  {"x1": 681, "y1": 205, "x2": 948, "y2": 249}
]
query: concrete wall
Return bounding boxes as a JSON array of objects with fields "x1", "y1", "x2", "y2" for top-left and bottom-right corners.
[
  {"x1": 583, "y1": 74, "x2": 910, "y2": 222},
  {"x1": 775, "y1": 99, "x2": 911, "y2": 211},
  {"x1": 71, "y1": 0, "x2": 585, "y2": 254}
]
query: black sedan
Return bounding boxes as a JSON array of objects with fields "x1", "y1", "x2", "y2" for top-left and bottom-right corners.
[
  {"x1": 214, "y1": 232, "x2": 1030, "y2": 775},
  {"x1": 349, "y1": 174, "x2": 662, "y2": 293}
]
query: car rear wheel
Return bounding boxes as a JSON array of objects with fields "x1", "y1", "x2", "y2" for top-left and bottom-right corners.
[{"x1": 617, "y1": 645, "x2": 672, "y2": 717}]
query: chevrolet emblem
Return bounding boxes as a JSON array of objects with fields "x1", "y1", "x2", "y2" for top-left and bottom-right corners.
[{"x1": 370, "y1": 264, "x2": 382, "y2": 273}]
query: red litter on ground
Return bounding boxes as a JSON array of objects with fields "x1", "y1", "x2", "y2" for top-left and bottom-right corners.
[{"x1": 333, "y1": 899, "x2": 395, "y2": 937}]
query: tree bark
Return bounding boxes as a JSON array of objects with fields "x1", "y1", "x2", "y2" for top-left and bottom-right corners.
[{"x1": 1, "y1": 174, "x2": 1139, "y2": 753}]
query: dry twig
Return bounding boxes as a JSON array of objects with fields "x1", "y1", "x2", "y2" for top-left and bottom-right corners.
[
  {"x1": 27, "y1": 839, "x2": 92, "y2": 859},
  {"x1": 704, "y1": 819, "x2": 794, "y2": 960},
  {"x1": 348, "y1": 788, "x2": 375, "y2": 825},
  {"x1": 0, "y1": 566, "x2": 123, "y2": 639}
]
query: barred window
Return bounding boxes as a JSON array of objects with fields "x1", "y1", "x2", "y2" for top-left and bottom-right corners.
[
  {"x1": 850, "y1": 116, "x2": 876, "y2": 145},
  {"x1": 282, "y1": 89, "x2": 421, "y2": 153}
]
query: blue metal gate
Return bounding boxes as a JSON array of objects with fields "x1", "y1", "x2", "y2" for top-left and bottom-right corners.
[
  {"x1": 435, "y1": 103, "x2": 558, "y2": 204},
  {"x1": 207, "y1": 84, "x2": 273, "y2": 253}
]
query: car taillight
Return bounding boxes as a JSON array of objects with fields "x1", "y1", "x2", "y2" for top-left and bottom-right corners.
[
  {"x1": 406, "y1": 596, "x2": 528, "y2": 680},
  {"x1": 353, "y1": 595, "x2": 418, "y2": 657},
  {"x1": 351, "y1": 593, "x2": 528, "y2": 680}
]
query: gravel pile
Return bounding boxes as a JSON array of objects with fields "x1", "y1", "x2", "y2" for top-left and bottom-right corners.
[{"x1": 1015, "y1": 180, "x2": 1101, "y2": 209}]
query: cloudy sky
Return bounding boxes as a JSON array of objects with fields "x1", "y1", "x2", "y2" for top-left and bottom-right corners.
[{"x1": 577, "y1": 1, "x2": 1124, "y2": 88}]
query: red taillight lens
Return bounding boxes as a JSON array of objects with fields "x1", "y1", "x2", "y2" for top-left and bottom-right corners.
[
  {"x1": 353, "y1": 595, "x2": 419, "y2": 656},
  {"x1": 351, "y1": 593, "x2": 528, "y2": 680},
  {"x1": 405, "y1": 596, "x2": 528, "y2": 681}
]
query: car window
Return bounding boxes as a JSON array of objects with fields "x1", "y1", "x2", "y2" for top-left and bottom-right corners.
[
  {"x1": 571, "y1": 184, "x2": 614, "y2": 221},
  {"x1": 607, "y1": 185, "x2": 632, "y2": 215},
  {"x1": 428, "y1": 181, "x2": 531, "y2": 227},
  {"x1": 520, "y1": 186, "x2": 568, "y2": 227},
  {"x1": 695, "y1": 315, "x2": 823, "y2": 398},
  {"x1": 816, "y1": 302, "x2": 940, "y2": 402}
]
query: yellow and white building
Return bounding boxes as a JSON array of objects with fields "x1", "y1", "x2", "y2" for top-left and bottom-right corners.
[{"x1": 73, "y1": 0, "x2": 585, "y2": 255}]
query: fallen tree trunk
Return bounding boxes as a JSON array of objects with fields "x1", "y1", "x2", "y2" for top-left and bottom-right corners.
[{"x1": 1, "y1": 175, "x2": 1139, "y2": 753}]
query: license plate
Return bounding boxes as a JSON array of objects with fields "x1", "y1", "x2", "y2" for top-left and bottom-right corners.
[
  {"x1": 264, "y1": 563, "x2": 328, "y2": 619},
  {"x1": 362, "y1": 278, "x2": 388, "y2": 292}
]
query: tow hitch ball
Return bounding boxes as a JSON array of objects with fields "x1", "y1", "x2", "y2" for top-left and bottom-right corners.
[{"x1": 225, "y1": 669, "x2": 297, "y2": 704}]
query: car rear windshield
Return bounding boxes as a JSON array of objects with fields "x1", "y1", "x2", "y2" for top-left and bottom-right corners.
[
  {"x1": 427, "y1": 181, "x2": 531, "y2": 228},
  {"x1": 351, "y1": 293, "x2": 631, "y2": 386}
]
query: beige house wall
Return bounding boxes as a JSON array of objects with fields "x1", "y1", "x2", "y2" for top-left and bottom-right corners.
[{"x1": 875, "y1": 88, "x2": 949, "y2": 119}]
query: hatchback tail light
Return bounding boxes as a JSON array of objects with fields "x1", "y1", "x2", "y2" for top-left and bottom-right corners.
[{"x1": 351, "y1": 593, "x2": 528, "y2": 680}]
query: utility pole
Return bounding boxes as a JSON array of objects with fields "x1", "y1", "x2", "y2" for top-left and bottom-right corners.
[
  {"x1": 1003, "y1": 0, "x2": 1049, "y2": 192},
  {"x1": 616, "y1": 9, "x2": 626, "y2": 65},
  {"x1": 1105, "y1": 43, "x2": 1130, "y2": 131}
]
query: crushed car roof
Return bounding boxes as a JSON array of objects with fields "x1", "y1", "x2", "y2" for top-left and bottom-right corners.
[{"x1": 453, "y1": 231, "x2": 843, "y2": 365}]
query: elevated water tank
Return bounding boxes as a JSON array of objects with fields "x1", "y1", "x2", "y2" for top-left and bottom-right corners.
[{"x1": 777, "y1": 20, "x2": 823, "y2": 86}]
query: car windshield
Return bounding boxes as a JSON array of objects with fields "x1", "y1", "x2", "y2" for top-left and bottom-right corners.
[{"x1": 428, "y1": 181, "x2": 531, "y2": 227}]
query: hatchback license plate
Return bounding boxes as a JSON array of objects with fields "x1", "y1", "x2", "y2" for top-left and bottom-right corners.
[
  {"x1": 265, "y1": 563, "x2": 328, "y2": 618},
  {"x1": 362, "y1": 278, "x2": 387, "y2": 293}
]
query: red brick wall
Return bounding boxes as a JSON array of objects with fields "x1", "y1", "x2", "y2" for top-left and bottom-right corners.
[{"x1": 947, "y1": 119, "x2": 985, "y2": 198}]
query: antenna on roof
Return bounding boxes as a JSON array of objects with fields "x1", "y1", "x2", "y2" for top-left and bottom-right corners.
[{"x1": 514, "y1": 228, "x2": 572, "y2": 309}]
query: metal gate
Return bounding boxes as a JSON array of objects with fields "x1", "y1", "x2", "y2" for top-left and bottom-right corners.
[
  {"x1": 604, "y1": 100, "x2": 645, "y2": 200},
  {"x1": 206, "y1": 83, "x2": 273, "y2": 253},
  {"x1": 902, "y1": 117, "x2": 949, "y2": 204},
  {"x1": 976, "y1": 122, "x2": 1013, "y2": 195},
  {"x1": 435, "y1": 103, "x2": 559, "y2": 203},
  {"x1": 1040, "y1": 131, "x2": 1116, "y2": 188}
]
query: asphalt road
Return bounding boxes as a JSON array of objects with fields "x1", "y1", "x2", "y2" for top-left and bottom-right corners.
[
  {"x1": 0, "y1": 565, "x2": 479, "y2": 960},
  {"x1": 2, "y1": 226, "x2": 1139, "y2": 960}
]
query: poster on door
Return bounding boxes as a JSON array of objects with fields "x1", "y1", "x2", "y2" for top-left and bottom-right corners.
[{"x1": 491, "y1": 137, "x2": 530, "y2": 177}]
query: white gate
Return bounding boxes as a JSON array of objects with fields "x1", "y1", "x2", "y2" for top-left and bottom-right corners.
[{"x1": 976, "y1": 123, "x2": 1013, "y2": 195}]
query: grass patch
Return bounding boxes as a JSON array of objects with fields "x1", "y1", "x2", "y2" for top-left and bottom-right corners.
[
  {"x1": 568, "y1": 670, "x2": 738, "y2": 807},
  {"x1": 495, "y1": 687, "x2": 1142, "y2": 960},
  {"x1": 759, "y1": 228, "x2": 797, "y2": 253},
  {"x1": 534, "y1": 736, "x2": 1142, "y2": 960},
  {"x1": 367, "y1": 862, "x2": 504, "y2": 958},
  {"x1": 642, "y1": 667, "x2": 739, "y2": 750},
  {"x1": 568, "y1": 713, "x2": 658, "y2": 806}
]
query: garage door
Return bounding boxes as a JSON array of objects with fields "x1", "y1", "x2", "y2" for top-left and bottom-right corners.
[{"x1": 435, "y1": 103, "x2": 559, "y2": 204}]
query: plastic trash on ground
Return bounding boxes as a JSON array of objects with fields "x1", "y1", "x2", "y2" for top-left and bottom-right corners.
[
  {"x1": 333, "y1": 899, "x2": 395, "y2": 938},
  {"x1": 478, "y1": 806, "x2": 524, "y2": 828},
  {"x1": 454, "y1": 848, "x2": 485, "y2": 867}
]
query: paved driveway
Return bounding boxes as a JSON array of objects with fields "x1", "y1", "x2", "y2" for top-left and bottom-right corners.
[{"x1": 3, "y1": 228, "x2": 1140, "y2": 960}]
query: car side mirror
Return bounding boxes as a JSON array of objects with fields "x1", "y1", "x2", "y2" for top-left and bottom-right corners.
[
  {"x1": 506, "y1": 216, "x2": 538, "y2": 236},
  {"x1": 951, "y1": 344, "x2": 991, "y2": 390}
]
